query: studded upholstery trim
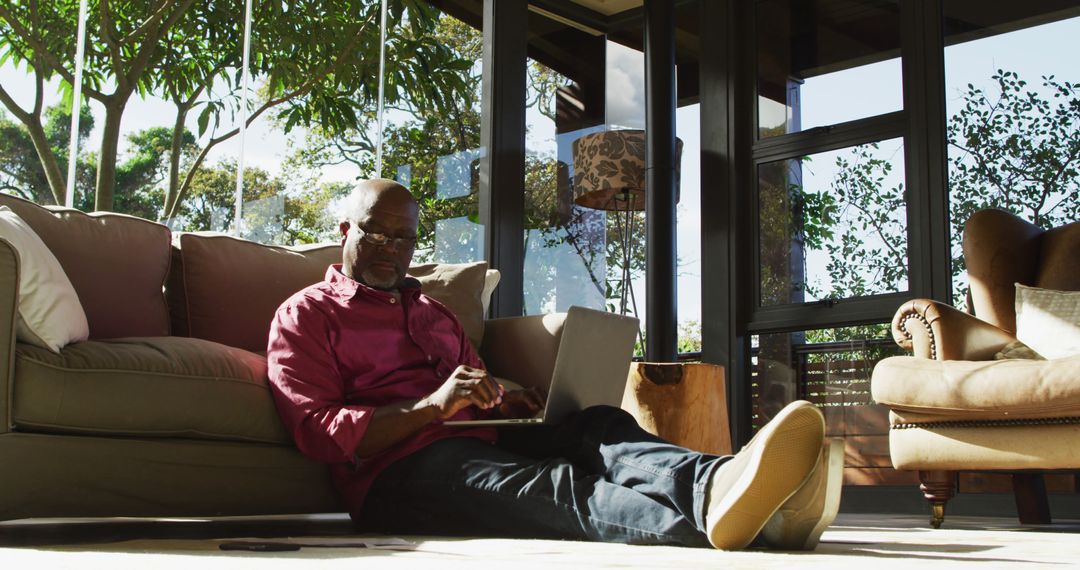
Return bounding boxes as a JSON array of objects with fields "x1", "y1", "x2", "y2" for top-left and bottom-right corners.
[
  {"x1": 892, "y1": 416, "x2": 1080, "y2": 430},
  {"x1": 895, "y1": 312, "x2": 938, "y2": 360}
]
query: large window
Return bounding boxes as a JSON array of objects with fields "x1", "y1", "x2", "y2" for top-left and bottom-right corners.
[
  {"x1": 746, "y1": 0, "x2": 907, "y2": 487},
  {"x1": 752, "y1": 326, "x2": 908, "y2": 485},
  {"x1": 942, "y1": 2, "x2": 1080, "y2": 307},
  {"x1": 756, "y1": 0, "x2": 902, "y2": 139},
  {"x1": 0, "y1": 2, "x2": 478, "y2": 251},
  {"x1": 758, "y1": 138, "x2": 908, "y2": 307}
]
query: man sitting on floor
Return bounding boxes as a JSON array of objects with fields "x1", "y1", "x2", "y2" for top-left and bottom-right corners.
[{"x1": 266, "y1": 178, "x2": 842, "y2": 550}]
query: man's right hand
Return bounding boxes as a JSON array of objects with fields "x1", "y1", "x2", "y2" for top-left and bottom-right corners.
[{"x1": 422, "y1": 365, "x2": 504, "y2": 420}]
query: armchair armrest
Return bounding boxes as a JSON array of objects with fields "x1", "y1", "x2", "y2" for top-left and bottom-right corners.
[
  {"x1": 0, "y1": 238, "x2": 18, "y2": 433},
  {"x1": 479, "y1": 313, "x2": 567, "y2": 392},
  {"x1": 891, "y1": 299, "x2": 1017, "y2": 361}
]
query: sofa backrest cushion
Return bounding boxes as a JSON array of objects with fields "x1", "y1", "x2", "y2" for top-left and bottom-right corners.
[
  {"x1": 169, "y1": 233, "x2": 340, "y2": 353},
  {"x1": 0, "y1": 194, "x2": 171, "y2": 339},
  {"x1": 170, "y1": 233, "x2": 496, "y2": 354}
]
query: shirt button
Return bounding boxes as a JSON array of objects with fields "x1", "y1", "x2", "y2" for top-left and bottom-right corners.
[
  {"x1": 427, "y1": 355, "x2": 433, "y2": 362},
  {"x1": 389, "y1": 298, "x2": 396, "y2": 304}
]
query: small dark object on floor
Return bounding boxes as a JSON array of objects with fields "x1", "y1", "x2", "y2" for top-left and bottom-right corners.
[{"x1": 219, "y1": 541, "x2": 302, "y2": 552}]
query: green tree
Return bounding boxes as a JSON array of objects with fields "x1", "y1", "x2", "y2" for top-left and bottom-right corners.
[
  {"x1": 946, "y1": 71, "x2": 1080, "y2": 301},
  {"x1": 0, "y1": 103, "x2": 92, "y2": 204},
  {"x1": 791, "y1": 69, "x2": 1078, "y2": 316},
  {"x1": 0, "y1": 0, "x2": 474, "y2": 215}
]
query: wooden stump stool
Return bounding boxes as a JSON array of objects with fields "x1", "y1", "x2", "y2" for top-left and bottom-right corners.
[{"x1": 620, "y1": 362, "x2": 732, "y2": 456}]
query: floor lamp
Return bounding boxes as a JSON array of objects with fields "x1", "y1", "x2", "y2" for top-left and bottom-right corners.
[{"x1": 571, "y1": 130, "x2": 682, "y2": 330}]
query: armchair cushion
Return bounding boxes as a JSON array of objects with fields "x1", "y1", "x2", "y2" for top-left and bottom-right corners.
[
  {"x1": 1015, "y1": 284, "x2": 1080, "y2": 359},
  {"x1": 871, "y1": 354, "x2": 1080, "y2": 422}
]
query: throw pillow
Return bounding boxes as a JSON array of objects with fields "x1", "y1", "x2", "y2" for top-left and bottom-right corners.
[
  {"x1": 0, "y1": 206, "x2": 89, "y2": 351},
  {"x1": 992, "y1": 340, "x2": 1045, "y2": 361},
  {"x1": 1015, "y1": 283, "x2": 1080, "y2": 360},
  {"x1": 482, "y1": 269, "x2": 501, "y2": 316},
  {"x1": 408, "y1": 261, "x2": 491, "y2": 350}
]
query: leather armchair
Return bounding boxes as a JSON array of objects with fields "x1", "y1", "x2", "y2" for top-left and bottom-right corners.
[{"x1": 871, "y1": 209, "x2": 1080, "y2": 528}]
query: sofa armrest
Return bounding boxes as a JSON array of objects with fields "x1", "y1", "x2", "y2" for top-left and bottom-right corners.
[
  {"x1": 479, "y1": 313, "x2": 567, "y2": 392},
  {"x1": 0, "y1": 238, "x2": 18, "y2": 433},
  {"x1": 891, "y1": 299, "x2": 1017, "y2": 361}
]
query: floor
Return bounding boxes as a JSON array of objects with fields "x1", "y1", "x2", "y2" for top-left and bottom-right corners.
[{"x1": 2, "y1": 513, "x2": 1079, "y2": 569}]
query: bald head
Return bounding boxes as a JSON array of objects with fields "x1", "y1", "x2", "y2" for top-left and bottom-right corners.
[
  {"x1": 339, "y1": 179, "x2": 419, "y2": 289},
  {"x1": 342, "y1": 178, "x2": 418, "y2": 226}
]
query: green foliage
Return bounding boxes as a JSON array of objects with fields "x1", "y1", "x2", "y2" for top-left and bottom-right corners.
[
  {"x1": 808, "y1": 143, "x2": 907, "y2": 300},
  {"x1": 946, "y1": 71, "x2": 1080, "y2": 303},
  {"x1": 784, "y1": 69, "x2": 1078, "y2": 311},
  {"x1": 0, "y1": 104, "x2": 93, "y2": 205},
  {"x1": 0, "y1": 0, "x2": 476, "y2": 214}
]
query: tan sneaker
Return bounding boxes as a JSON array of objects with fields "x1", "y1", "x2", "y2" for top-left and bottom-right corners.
[
  {"x1": 762, "y1": 438, "x2": 845, "y2": 550},
  {"x1": 704, "y1": 400, "x2": 825, "y2": 550}
]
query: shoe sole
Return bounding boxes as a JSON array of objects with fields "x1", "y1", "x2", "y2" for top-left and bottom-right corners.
[
  {"x1": 707, "y1": 401, "x2": 824, "y2": 550},
  {"x1": 792, "y1": 438, "x2": 845, "y2": 550}
]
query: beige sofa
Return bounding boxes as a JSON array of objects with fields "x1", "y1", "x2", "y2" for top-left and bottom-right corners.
[{"x1": 0, "y1": 194, "x2": 565, "y2": 522}]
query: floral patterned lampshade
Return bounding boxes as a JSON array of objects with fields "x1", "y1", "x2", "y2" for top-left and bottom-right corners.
[{"x1": 571, "y1": 129, "x2": 682, "y2": 211}]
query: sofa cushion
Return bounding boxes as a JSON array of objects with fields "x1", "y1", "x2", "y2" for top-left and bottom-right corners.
[
  {"x1": 170, "y1": 233, "x2": 496, "y2": 353},
  {"x1": 0, "y1": 206, "x2": 89, "y2": 351},
  {"x1": 11, "y1": 337, "x2": 290, "y2": 444},
  {"x1": 0, "y1": 194, "x2": 171, "y2": 339},
  {"x1": 168, "y1": 233, "x2": 340, "y2": 353},
  {"x1": 407, "y1": 261, "x2": 491, "y2": 350},
  {"x1": 871, "y1": 354, "x2": 1080, "y2": 422}
]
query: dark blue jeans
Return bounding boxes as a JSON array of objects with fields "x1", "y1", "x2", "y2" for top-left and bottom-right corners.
[{"x1": 357, "y1": 405, "x2": 727, "y2": 547}]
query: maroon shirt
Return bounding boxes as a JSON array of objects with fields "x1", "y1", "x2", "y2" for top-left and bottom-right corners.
[{"x1": 267, "y1": 265, "x2": 495, "y2": 514}]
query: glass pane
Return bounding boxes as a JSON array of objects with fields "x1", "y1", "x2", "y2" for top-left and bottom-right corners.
[
  {"x1": 0, "y1": 67, "x2": 73, "y2": 207},
  {"x1": 363, "y1": 11, "x2": 484, "y2": 264},
  {"x1": 522, "y1": 13, "x2": 611, "y2": 318},
  {"x1": 943, "y1": 3, "x2": 1080, "y2": 307},
  {"x1": 435, "y1": 216, "x2": 483, "y2": 264},
  {"x1": 758, "y1": 138, "x2": 908, "y2": 306},
  {"x1": 756, "y1": 0, "x2": 903, "y2": 138},
  {"x1": 752, "y1": 325, "x2": 905, "y2": 485}
]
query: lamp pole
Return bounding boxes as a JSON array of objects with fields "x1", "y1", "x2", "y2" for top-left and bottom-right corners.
[{"x1": 643, "y1": 0, "x2": 678, "y2": 362}]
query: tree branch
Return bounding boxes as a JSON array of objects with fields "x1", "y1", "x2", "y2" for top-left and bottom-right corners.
[
  {"x1": 98, "y1": 0, "x2": 126, "y2": 89},
  {"x1": 167, "y1": 10, "x2": 375, "y2": 219},
  {"x1": 0, "y1": 4, "x2": 108, "y2": 101},
  {"x1": 0, "y1": 78, "x2": 31, "y2": 123},
  {"x1": 125, "y1": 0, "x2": 197, "y2": 88},
  {"x1": 118, "y1": 0, "x2": 178, "y2": 46}
]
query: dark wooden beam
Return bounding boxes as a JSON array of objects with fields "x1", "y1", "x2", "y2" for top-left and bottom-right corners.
[
  {"x1": 479, "y1": 0, "x2": 527, "y2": 318},
  {"x1": 643, "y1": 0, "x2": 678, "y2": 362}
]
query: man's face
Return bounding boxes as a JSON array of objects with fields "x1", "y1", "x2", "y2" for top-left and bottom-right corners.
[{"x1": 340, "y1": 195, "x2": 419, "y2": 290}]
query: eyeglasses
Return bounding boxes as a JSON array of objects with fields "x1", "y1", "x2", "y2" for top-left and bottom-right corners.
[{"x1": 354, "y1": 226, "x2": 417, "y2": 249}]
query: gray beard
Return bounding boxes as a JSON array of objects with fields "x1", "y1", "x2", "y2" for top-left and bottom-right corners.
[{"x1": 359, "y1": 268, "x2": 401, "y2": 290}]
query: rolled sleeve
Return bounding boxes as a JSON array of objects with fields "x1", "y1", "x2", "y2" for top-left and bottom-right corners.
[{"x1": 267, "y1": 299, "x2": 374, "y2": 465}]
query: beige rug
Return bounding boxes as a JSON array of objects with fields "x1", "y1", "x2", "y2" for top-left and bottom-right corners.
[{"x1": 2, "y1": 514, "x2": 1078, "y2": 569}]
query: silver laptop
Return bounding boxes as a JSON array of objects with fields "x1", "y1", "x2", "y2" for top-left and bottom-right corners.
[{"x1": 445, "y1": 306, "x2": 639, "y2": 427}]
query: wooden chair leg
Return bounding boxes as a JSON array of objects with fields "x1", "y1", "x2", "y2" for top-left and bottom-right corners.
[
  {"x1": 1012, "y1": 473, "x2": 1051, "y2": 525},
  {"x1": 919, "y1": 470, "x2": 956, "y2": 529}
]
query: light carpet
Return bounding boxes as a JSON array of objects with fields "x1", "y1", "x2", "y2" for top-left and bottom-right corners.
[{"x1": 2, "y1": 514, "x2": 1078, "y2": 569}]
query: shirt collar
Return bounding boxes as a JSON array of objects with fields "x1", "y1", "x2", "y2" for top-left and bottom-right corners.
[{"x1": 325, "y1": 264, "x2": 421, "y2": 301}]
